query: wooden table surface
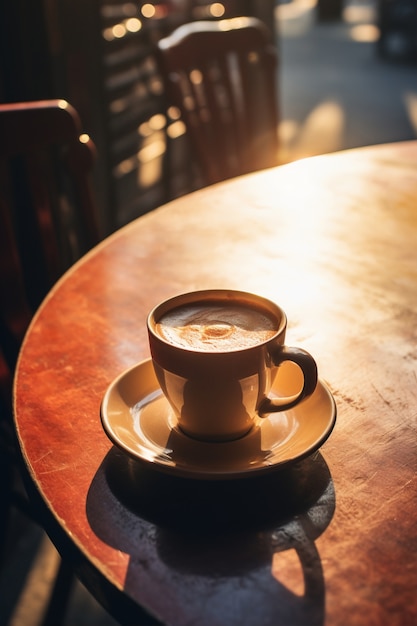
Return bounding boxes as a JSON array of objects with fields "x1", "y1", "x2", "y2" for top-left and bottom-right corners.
[{"x1": 14, "y1": 142, "x2": 417, "y2": 626}]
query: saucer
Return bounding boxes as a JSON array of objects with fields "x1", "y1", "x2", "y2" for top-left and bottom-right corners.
[{"x1": 100, "y1": 358, "x2": 337, "y2": 480}]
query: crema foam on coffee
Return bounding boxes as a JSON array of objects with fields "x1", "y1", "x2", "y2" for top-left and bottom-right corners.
[{"x1": 156, "y1": 303, "x2": 277, "y2": 351}]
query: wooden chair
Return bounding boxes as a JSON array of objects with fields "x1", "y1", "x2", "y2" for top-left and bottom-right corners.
[
  {"x1": 0, "y1": 99, "x2": 100, "y2": 625},
  {"x1": 0, "y1": 99, "x2": 100, "y2": 394},
  {"x1": 157, "y1": 17, "x2": 279, "y2": 187}
]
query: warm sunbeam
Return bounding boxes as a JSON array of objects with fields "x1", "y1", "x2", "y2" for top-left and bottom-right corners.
[
  {"x1": 281, "y1": 100, "x2": 345, "y2": 162},
  {"x1": 141, "y1": 3, "x2": 156, "y2": 18},
  {"x1": 276, "y1": 0, "x2": 317, "y2": 21},
  {"x1": 279, "y1": 119, "x2": 300, "y2": 145},
  {"x1": 209, "y1": 3, "x2": 225, "y2": 18},
  {"x1": 404, "y1": 92, "x2": 417, "y2": 135},
  {"x1": 343, "y1": 3, "x2": 376, "y2": 23},
  {"x1": 349, "y1": 23, "x2": 380, "y2": 43},
  {"x1": 276, "y1": 0, "x2": 317, "y2": 37}
]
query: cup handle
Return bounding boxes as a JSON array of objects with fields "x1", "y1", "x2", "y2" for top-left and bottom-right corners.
[{"x1": 258, "y1": 346, "x2": 318, "y2": 415}]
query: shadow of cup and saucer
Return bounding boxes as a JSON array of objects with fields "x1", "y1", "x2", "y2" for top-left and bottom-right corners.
[{"x1": 88, "y1": 423, "x2": 335, "y2": 626}]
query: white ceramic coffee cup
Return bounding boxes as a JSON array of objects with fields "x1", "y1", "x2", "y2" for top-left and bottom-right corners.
[{"x1": 147, "y1": 289, "x2": 318, "y2": 442}]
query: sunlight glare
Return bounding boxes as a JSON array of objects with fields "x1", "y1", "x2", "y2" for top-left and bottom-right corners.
[
  {"x1": 277, "y1": 119, "x2": 300, "y2": 162},
  {"x1": 167, "y1": 106, "x2": 181, "y2": 120},
  {"x1": 190, "y1": 69, "x2": 203, "y2": 85},
  {"x1": 276, "y1": 0, "x2": 317, "y2": 20},
  {"x1": 112, "y1": 23, "x2": 127, "y2": 38},
  {"x1": 279, "y1": 119, "x2": 299, "y2": 144},
  {"x1": 126, "y1": 17, "x2": 142, "y2": 33},
  {"x1": 138, "y1": 137, "x2": 166, "y2": 163},
  {"x1": 139, "y1": 159, "x2": 162, "y2": 187},
  {"x1": 289, "y1": 100, "x2": 345, "y2": 161},
  {"x1": 141, "y1": 3, "x2": 156, "y2": 18},
  {"x1": 167, "y1": 120, "x2": 186, "y2": 139},
  {"x1": 114, "y1": 157, "x2": 135, "y2": 177},
  {"x1": 102, "y1": 27, "x2": 114, "y2": 41},
  {"x1": 219, "y1": 17, "x2": 249, "y2": 31},
  {"x1": 138, "y1": 121, "x2": 152, "y2": 138},
  {"x1": 350, "y1": 24, "x2": 379, "y2": 42},
  {"x1": 137, "y1": 135, "x2": 165, "y2": 187},
  {"x1": 343, "y1": 4, "x2": 376, "y2": 23},
  {"x1": 148, "y1": 114, "x2": 166, "y2": 131},
  {"x1": 276, "y1": 0, "x2": 317, "y2": 37},
  {"x1": 210, "y1": 3, "x2": 225, "y2": 18},
  {"x1": 404, "y1": 92, "x2": 417, "y2": 135}
]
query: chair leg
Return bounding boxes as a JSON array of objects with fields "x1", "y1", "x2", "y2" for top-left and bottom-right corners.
[
  {"x1": 0, "y1": 457, "x2": 13, "y2": 564},
  {"x1": 1, "y1": 417, "x2": 76, "y2": 626},
  {"x1": 41, "y1": 557, "x2": 75, "y2": 626}
]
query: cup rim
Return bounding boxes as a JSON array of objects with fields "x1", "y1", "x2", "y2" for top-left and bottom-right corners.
[{"x1": 147, "y1": 289, "x2": 287, "y2": 354}]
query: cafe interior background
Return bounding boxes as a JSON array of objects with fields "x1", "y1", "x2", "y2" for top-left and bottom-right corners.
[
  {"x1": 0, "y1": 0, "x2": 416, "y2": 624},
  {"x1": 1, "y1": 0, "x2": 416, "y2": 238}
]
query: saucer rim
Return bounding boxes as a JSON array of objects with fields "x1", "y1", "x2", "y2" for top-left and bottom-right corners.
[{"x1": 100, "y1": 358, "x2": 337, "y2": 480}]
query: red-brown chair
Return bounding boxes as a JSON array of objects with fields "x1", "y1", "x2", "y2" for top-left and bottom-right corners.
[{"x1": 0, "y1": 99, "x2": 100, "y2": 625}]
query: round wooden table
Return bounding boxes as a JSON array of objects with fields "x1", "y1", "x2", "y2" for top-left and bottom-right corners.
[{"x1": 14, "y1": 142, "x2": 417, "y2": 626}]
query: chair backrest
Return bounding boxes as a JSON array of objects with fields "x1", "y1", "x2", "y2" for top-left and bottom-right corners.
[
  {"x1": 157, "y1": 17, "x2": 279, "y2": 186},
  {"x1": 0, "y1": 99, "x2": 100, "y2": 406}
]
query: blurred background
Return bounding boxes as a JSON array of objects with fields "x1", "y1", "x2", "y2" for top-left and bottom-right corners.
[
  {"x1": 1, "y1": 0, "x2": 415, "y2": 237},
  {"x1": 278, "y1": 0, "x2": 416, "y2": 162},
  {"x1": 0, "y1": 1, "x2": 416, "y2": 625}
]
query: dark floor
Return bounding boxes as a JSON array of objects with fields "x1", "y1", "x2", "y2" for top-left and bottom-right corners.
[
  {"x1": 1, "y1": 2, "x2": 416, "y2": 625},
  {"x1": 0, "y1": 479, "x2": 119, "y2": 626}
]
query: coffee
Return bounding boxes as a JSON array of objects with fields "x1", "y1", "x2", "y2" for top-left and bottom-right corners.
[{"x1": 156, "y1": 302, "x2": 277, "y2": 352}]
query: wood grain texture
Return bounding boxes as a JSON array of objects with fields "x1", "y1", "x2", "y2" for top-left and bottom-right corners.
[{"x1": 14, "y1": 142, "x2": 417, "y2": 626}]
